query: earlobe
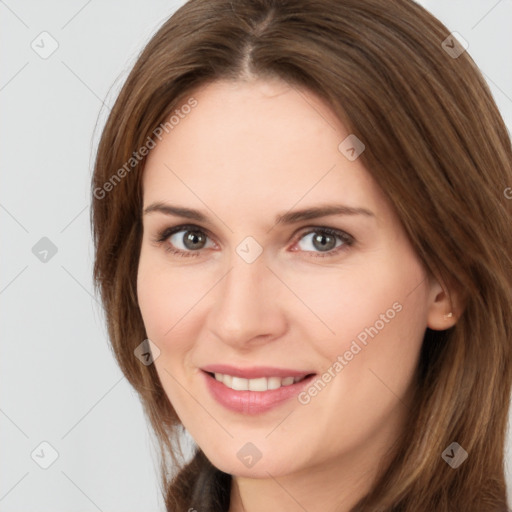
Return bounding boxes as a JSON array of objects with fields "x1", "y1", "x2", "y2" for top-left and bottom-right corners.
[{"x1": 426, "y1": 276, "x2": 460, "y2": 331}]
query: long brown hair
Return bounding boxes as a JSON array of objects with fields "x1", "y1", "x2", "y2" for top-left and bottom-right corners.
[{"x1": 90, "y1": 0, "x2": 512, "y2": 510}]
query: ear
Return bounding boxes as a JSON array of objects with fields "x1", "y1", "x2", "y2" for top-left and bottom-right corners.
[{"x1": 426, "y1": 273, "x2": 463, "y2": 331}]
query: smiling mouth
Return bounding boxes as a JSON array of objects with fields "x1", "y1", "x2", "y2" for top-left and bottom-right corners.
[{"x1": 205, "y1": 371, "x2": 315, "y2": 392}]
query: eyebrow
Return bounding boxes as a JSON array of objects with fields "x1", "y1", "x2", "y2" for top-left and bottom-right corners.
[{"x1": 143, "y1": 202, "x2": 374, "y2": 225}]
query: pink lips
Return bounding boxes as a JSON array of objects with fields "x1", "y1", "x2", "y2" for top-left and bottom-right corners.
[{"x1": 200, "y1": 364, "x2": 316, "y2": 415}]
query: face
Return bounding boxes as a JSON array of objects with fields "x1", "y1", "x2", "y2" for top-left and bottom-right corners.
[{"x1": 137, "y1": 78, "x2": 440, "y2": 480}]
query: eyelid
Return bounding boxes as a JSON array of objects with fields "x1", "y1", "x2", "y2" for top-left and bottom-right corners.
[
  {"x1": 152, "y1": 223, "x2": 219, "y2": 253},
  {"x1": 154, "y1": 223, "x2": 216, "y2": 243},
  {"x1": 290, "y1": 225, "x2": 354, "y2": 257},
  {"x1": 293, "y1": 225, "x2": 354, "y2": 243},
  {"x1": 152, "y1": 223, "x2": 355, "y2": 257}
]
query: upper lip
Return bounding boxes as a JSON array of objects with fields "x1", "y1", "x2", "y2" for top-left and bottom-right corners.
[{"x1": 201, "y1": 364, "x2": 315, "y2": 379}]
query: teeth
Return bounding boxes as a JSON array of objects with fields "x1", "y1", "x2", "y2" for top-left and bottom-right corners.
[
  {"x1": 268, "y1": 376, "x2": 282, "y2": 390},
  {"x1": 282, "y1": 376, "x2": 295, "y2": 386},
  {"x1": 212, "y1": 373, "x2": 307, "y2": 391},
  {"x1": 231, "y1": 376, "x2": 249, "y2": 391},
  {"x1": 248, "y1": 377, "x2": 267, "y2": 391}
]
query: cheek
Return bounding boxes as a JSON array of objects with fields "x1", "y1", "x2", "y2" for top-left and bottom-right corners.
[
  {"x1": 278, "y1": 253, "x2": 426, "y2": 358},
  {"x1": 336, "y1": 259, "x2": 427, "y2": 392},
  {"x1": 291, "y1": 257, "x2": 428, "y2": 459},
  {"x1": 291, "y1": 248, "x2": 428, "y2": 418},
  {"x1": 137, "y1": 252, "x2": 202, "y2": 412},
  {"x1": 137, "y1": 256, "x2": 169, "y2": 338},
  {"x1": 137, "y1": 248, "x2": 201, "y2": 343}
]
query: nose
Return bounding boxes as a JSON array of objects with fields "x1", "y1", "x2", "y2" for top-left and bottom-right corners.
[{"x1": 206, "y1": 255, "x2": 288, "y2": 349}]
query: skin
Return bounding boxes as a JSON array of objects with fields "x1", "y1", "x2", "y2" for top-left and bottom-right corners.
[{"x1": 137, "y1": 77, "x2": 458, "y2": 512}]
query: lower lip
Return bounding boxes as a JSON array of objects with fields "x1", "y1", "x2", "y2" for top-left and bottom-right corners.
[{"x1": 201, "y1": 371, "x2": 316, "y2": 415}]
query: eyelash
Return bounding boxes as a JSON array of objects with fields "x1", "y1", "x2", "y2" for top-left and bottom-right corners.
[{"x1": 152, "y1": 224, "x2": 355, "y2": 259}]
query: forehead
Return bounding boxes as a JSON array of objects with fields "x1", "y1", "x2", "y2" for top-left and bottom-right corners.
[{"x1": 142, "y1": 78, "x2": 385, "y2": 222}]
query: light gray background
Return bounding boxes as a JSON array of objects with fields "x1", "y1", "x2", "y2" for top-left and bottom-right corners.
[{"x1": 1, "y1": 1, "x2": 511, "y2": 511}]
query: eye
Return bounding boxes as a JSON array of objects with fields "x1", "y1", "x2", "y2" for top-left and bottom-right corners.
[
  {"x1": 152, "y1": 224, "x2": 354, "y2": 259},
  {"x1": 292, "y1": 227, "x2": 354, "y2": 257},
  {"x1": 153, "y1": 224, "x2": 215, "y2": 258}
]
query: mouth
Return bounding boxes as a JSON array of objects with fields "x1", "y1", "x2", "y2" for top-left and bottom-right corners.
[
  {"x1": 200, "y1": 366, "x2": 317, "y2": 414},
  {"x1": 204, "y1": 371, "x2": 314, "y2": 391}
]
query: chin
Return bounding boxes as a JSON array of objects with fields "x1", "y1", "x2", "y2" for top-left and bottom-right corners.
[{"x1": 204, "y1": 445, "x2": 299, "y2": 478}]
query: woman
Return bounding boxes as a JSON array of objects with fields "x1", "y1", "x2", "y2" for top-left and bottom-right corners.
[{"x1": 90, "y1": 0, "x2": 512, "y2": 510}]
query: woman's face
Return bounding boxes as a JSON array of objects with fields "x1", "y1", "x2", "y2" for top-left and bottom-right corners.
[{"x1": 137, "y1": 78, "x2": 444, "y2": 480}]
